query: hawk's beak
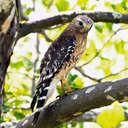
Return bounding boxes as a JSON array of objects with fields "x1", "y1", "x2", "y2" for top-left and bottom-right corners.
[
  {"x1": 84, "y1": 25, "x2": 91, "y2": 29},
  {"x1": 80, "y1": 24, "x2": 93, "y2": 33}
]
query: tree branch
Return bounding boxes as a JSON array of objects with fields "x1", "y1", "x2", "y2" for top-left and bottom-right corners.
[
  {"x1": 17, "y1": 11, "x2": 128, "y2": 39},
  {"x1": 40, "y1": 30, "x2": 53, "y2": 42},
  {"x1": 75, "y1": 67, "x2": 100, "y2": 82},
  {"x1": 16, "y1": 77, "x2": 128, "y2": 128},
  {"x1": 75, "y1": 67, "x2": 128, "y2": 83},
  {"x1": 2, "y1": 102, "x2": 128, "y2": 127}
]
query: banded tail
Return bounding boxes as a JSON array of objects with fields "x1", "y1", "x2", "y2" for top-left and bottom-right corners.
[{"x1": 30, "y1": 78, "x2": 58, "y2": 124}]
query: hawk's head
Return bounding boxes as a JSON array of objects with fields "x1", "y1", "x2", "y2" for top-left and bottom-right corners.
[{"x1": 71, "y1": 15, "x2": 93, "y2": 34}]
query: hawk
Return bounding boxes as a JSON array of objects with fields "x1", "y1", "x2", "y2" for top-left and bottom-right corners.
[{"x1": 31, "y1": 15, "x2": 93, "y2": 123}]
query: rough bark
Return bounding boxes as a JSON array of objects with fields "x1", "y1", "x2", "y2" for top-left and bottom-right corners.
[
  {"x1": 16, "y1": 78, "x2": 128, "y2": 128},
  {"x1": 0, "y1": 0, "x2": 16, "y2": 117},
  {"x1": 17, "y1": 11, "x2": 128, "y2": 39}
]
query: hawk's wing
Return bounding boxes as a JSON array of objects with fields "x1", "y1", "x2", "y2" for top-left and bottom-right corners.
[
  {"x1": 31, "y1": 35, "x2": 77, "y2": 111},
  {"x1": 37, "y1": 35, "x2": 76, "y2": 89}
]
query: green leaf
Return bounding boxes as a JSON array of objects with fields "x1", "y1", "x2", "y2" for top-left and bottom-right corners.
[
  {"x1": 55, "y1": 0, "x2": 69, "y2": 12},
  {"x1": 13, "y1": 111, "x2": 25, "y2": 120},
  {"x1": 74, "y1": 77, "x2": 84, "y2": 89},
  {"x1": 21, "y1": 83, "x2": 29, "y2": 91},
  {"x1": 3, "y1": 105, "x2": 11, "y2": 113},
  {"x1": 95, "y1": 25, "x2": 103, "y2": 33},
  {"x1": 67, "y1": 73, "x2": 78, "y2": 85},
  {"x1": 23, "y1": 57, "x2": 33, "y2": 71},
  {"x1": 114, "y1": 40, "x2": 125, "y2": 54},
  {"x1": 27, "y1": 52, "x2": 32, "y2": 58},
  {"x1": 10, "y1": 61, "x2": 24, "y2": 70},
  {"x1": 105, "y1": 23, "x2": 113, "y2": 32},
  {"x1": 77, "y1": 0, "x2": 88, "y2": 10},
  {"x1": 42, "y1": 0, "x2": 53, "y2": 8},
  {"x1": 24, "y1": 8, "x2": 33, "y2": 16},
  {"x1": 96, "y1": 56, "x2": 111, "y2": 75},
  {"x1": 97, "y1": 101, "x2": 124, "y2": 128}
]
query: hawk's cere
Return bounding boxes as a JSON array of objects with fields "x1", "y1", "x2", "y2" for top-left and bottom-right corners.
[{"x1": 31, "y1": 15, "x2": 93, "y2": 123}]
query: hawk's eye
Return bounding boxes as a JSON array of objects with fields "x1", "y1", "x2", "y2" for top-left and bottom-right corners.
[{"x1": 78, "y1": 21, "x2": 83, "y2": 26}]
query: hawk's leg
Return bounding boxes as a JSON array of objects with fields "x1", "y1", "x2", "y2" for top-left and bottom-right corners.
[
  {"x1": 60, "y1": 80, "x2": 65, "y2": 94},
  {"x1": 61, "y1": 76, "x2": 72, "y2": 93}
]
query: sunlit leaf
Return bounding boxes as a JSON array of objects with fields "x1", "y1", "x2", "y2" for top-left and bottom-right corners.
[
  {"x1": 77, "y1": 0, "x2": 88, "y2": 10},
  {"x1": 96, "y1": 56, "x2": 111, "y2": 75},
  {"x1": 24, "y1": 8, "x2": 33, "y2": 16},
  {"x1": 81, "y1": 40, "x2": 97, "y2": 62},
  {"x1": 55, "y1": 0, "x2": 69, "y2": 12},
  {"x1": 114, "y1": 40, "x2": 125, "y2": 54},
  {"x1": 89, "y1": 4, "x2": 97, "y2": 10},
  {"x1": 67, "y1": 73, "x2": 78, "y2": 85},
  {"x1": 10, "y1": 61, "x2": 24, "y2": 70},
  {"x1": 95, "y1": 25, "x2": 103, "y2": 33},
  {"x1": 105, "y1": 23, "x2": 113, "y2": 32},
  {"x1": 97, "y1": 101, "x2": 124, "y2": 128},
  {"x1": 42, "y1": 0, "x2": 53, "y2": 8},
  {"x1": 74, "y1": 77, "x2": 84, "y2": 88}
]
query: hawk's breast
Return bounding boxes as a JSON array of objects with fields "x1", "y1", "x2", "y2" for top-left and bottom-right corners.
[{"x1": 56, "y1": 34, "x2": 87, "y2": 79}]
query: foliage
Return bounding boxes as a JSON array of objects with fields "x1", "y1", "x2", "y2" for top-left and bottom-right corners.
[
  {"x1": 97, "y1": 101, "x2": 124, "y2": 128},
  {"x1": 2, "y1": 0, "x2": 128, "y2": 128}
]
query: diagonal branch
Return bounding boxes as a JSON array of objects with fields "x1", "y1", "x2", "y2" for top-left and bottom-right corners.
[
  {"x1": 16, "y1": 77, "x2": 128, "y2": 128},
  {"x1": 17, "y1": 11, "x2": 128, "y2": 39},
  {"x1": 75, "y1": 67, "x2": 100, "y2": 82},
  {"x1": 40, "y1": 30, "x2": 53, "y2": 42},
  {"x1": 98, "y1": 67, "x2": 128, "y2": 82},
  {"x1": 75, "y1": 67, "x2": 128, "y2": 83}
]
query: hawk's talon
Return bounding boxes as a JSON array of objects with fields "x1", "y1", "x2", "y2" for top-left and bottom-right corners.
[{"x1": 56, "y1": 93, "x2": 68, "y2": 99}]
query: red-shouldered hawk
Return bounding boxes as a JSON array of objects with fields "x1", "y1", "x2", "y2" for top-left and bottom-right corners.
[{"x1": 31, "y1": 15, "x2": 93, "y2": 124}]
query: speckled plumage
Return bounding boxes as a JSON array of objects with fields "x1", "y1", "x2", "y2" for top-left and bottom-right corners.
[{"x1": 31, "y1": 15, "x2": 93, "y2": 124}]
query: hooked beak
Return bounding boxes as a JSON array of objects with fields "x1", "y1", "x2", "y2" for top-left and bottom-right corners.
[
  {"x1": 80, "y1": 24, "x2": 93, "y2": 33},
  {"x1": 84, "y1": 24, "x2": 92, "y2": 30},
  {"x1": 83, "y1": 24, "x2": 93, "y2": 33}
]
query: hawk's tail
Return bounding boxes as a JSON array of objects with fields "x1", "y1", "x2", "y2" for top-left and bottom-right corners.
[
  {"x1": 31, "y1": 86, "x2": 48, "y2": 111},
  {"x1": 30, "y1": 86, "x2": 48, "y2": 124}
]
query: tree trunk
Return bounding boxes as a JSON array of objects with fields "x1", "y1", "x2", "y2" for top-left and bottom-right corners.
[{"x1": 0, "y1": 0, "x2": 16, "y2": 117}]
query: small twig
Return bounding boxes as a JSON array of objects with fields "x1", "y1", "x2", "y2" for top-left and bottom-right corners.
[
  {"x1": 40, "y1": 30, "x2": 53, "y2": 42},
  {"x1": 98, "y1": 67, "x2": 128, "y2": 82},
  {"x1": 78, "y1": 51, "x2": 100, "y2": 68},
  {"x1": 75, "y1": 67, "x2": 100, "y2": 82},
  {"x1": 32, "y1": 0, "x2": 36, "y2": 11},
  {"x1": 15, "y1": 0, "x2": 28, "y2": 21},
  {"x1": 75, "y1": 67, "x2": 128, "y2": 83}
]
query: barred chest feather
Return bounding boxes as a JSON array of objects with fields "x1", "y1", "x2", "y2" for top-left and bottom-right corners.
[{"x1": 56, "y1": 34, "x2": 87, "y2": 79}]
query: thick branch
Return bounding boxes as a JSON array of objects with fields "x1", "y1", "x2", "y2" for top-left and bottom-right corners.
[
  {"x1": 17, "y1": 11, "x2": 128, "y2": 39},
  {"x1": 17, "y1": 78, "x2": 128, "y2": 128}
]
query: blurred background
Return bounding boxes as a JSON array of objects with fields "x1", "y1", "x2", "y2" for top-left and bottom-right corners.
[{"x1": 2, "y1": 0, "x2": 128, "y2": 127}]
